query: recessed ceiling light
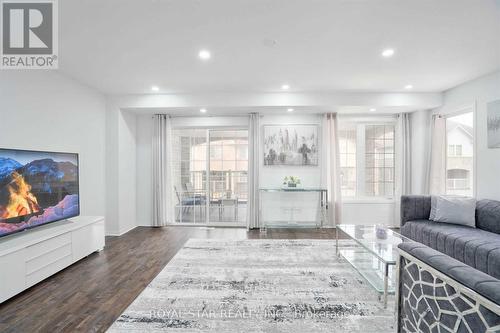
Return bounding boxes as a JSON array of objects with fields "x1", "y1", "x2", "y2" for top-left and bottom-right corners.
[
  {"x1": 151, "y1": 85, "x2": 159, "y2": 92},
  {"x1": 198, "y1": 50, "x2": 211, "y2": 60},
  {"x1": 287, "y1": 108, "x2": 294, "y2": 112},
  {"x1": 405, "y1": 84, "x2": 413, "y2": 90},
  {"x1": 369, "y1": 108, "x2": 376, "y2": 112},
  {"x1": 381, "y1": 48, "x2": 395, "y2": 58},
  {"x1": 281, "y1": 84, "x2": 290, "y2": 90},
  {"x1": 200, "y1": 108, "x2": 207, "y2": 113}
]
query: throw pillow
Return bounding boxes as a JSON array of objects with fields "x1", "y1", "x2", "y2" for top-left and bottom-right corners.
[{"x1": 434, "y1": 196, "x2": 476, "y2": 227}]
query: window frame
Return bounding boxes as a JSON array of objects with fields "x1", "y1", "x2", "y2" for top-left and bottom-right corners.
[
  {"x1": 338, "y1": 118, "x2": 397, "y2": 201},
  {"x1": 443, "y1": 104, "x2": 476, "y2": 197},
  {"x1": 447, "y1": 144, "x2": 463, "y2": 157}
]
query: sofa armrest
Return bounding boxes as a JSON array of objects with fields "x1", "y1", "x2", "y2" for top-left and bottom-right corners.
[
  {"x1": 398, "y1": 242, "x2": 500, "y2": 305},
  {"x1": 397, "y1": 242, "x2": 500, "y2": 332},
  {"x1": 400, "y1": 195, "x2": 431, "y2": 226}
]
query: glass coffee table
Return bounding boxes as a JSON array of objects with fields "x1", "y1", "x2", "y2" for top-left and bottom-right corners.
[{"x1": 335, "y1": 224, "x2": 412, "y2": 308}]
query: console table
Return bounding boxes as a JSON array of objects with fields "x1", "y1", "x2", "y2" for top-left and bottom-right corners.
[
  {"x1": 0, "y1": 216, "x2": 105, "y2": 303},
  {"x1": 259, "y1": 187, "x2": 328, "y2": 230}
]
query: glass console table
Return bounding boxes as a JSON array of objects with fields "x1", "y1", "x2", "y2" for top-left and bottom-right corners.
[
  {"x1": 259, "y1": 187, "x2": 328, "y2": 230},
  {"x1": 336, "y1": 224, "x2": 412, "y2": 308}
]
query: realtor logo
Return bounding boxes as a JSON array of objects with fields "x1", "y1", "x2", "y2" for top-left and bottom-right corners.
[{"x1": 1, "y1": 0, "x2": 58, "y2": 69}]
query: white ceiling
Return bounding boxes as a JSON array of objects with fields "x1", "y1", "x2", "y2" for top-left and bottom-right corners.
[{"x1": 59, "y1": 0, "x2": 500, "y2": 95}]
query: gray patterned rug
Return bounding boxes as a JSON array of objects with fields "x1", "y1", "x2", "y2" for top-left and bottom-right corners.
[{"x1": 108, "y1": 239, "x2": 395, "y2": 332}]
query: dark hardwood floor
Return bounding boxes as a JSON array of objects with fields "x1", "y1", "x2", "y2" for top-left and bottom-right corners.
[{"x1": 0, "y1": 226, "x2": 346, "y2": 333}]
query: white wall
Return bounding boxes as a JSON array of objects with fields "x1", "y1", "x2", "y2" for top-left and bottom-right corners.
[
  {"x1": 0, "y1": 71, "x2": 106, "y2": 222},
  {"x1": 136, "y1": 114, "x2": 326, "y2": 226},
  {"x1": 433, "y1": 70, "x2": 500, "y2": 200},
  {"x1": 342, "y1": 199, "x2": 395, "y2": 226},
  {"x1": 136, "y1": 115, "x2": 153, "y2": 226},
  {"x1": 113, "y1": 90, "x2": 443, "y2": 230},
  {"x1": 105, "y1": 104, "x2": 138, "y2": 235},
  {"x1": 260, "y1": 114, "x2": 324, "y2": 225},
  {"x1": 260, "y1": 114, "x2": 323, "y2": 188},
  {"x1": 118, "y1": 111, "x2": 137, "y2": 233}
]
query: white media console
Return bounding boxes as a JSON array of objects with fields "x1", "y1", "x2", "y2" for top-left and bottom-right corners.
[{"x1": 0, "y1": 216, "x2": 105, "y2": 303}]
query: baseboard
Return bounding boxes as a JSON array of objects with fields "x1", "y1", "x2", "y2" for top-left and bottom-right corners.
[
  {"x1": 106, "y1": 225, "x2": 137, "y2": 236},
  {"x1": 136, "y1": 222, "x2": 154, "y2": 227}
]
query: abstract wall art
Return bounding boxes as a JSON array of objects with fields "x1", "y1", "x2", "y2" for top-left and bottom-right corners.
[
  {"x1": 263, "y1": 125, "x2": 319, "y2": 166},
  {"x1": 487, "y1": 100, "x2": 500, "y2": 148}
]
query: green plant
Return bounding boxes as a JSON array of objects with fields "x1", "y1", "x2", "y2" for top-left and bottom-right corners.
[{"x1": 283, "y1": 176, "x2": 301, "y2": 186}]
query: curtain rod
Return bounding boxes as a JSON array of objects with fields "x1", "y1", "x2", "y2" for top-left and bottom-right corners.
[
  {"x1": 152, "y1": 114, "x2": 251, "y2": 119},
  {"x1": 151, "y1": 113, "x2": 331, "y2": 118}
]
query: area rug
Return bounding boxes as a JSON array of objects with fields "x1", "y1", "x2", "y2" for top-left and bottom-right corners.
[{"x1": 108, "y1": 239, "x2": 395, "y2": 332}]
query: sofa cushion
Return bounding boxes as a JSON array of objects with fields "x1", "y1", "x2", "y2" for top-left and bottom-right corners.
[
  {"x1": 401, "y1": 220, "x2": 500, "y2": 279},
  {"x1": 476, "y1": 199, "x2": 500, "y2": 235},
  {"x1": 399, "y1": 242, "x2": 500, "y2": 305}
]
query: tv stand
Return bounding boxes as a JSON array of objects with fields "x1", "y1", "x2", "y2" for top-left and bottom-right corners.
[{"x1": 0, "y1": 216, "x2": 105, "y2": 303}]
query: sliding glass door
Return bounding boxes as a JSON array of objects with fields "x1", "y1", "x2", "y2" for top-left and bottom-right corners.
[
  {"x1": 171, "y1": 129, "x2": 207, "y2": 224},
  {"x1": 208, "y1": 130, "x2": 248, "y2": 225},
  {"x1": 171, "y1": 128, "x2": 248, "y2": 226}
]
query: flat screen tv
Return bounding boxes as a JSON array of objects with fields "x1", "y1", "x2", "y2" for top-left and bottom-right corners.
[{"x1": 0, "y1": 148, "x2": 79, "y2": 238}]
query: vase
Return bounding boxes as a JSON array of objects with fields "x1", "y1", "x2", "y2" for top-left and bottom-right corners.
[{"x1": 375, "y1": 226, "x2": 388, "y2": 240}]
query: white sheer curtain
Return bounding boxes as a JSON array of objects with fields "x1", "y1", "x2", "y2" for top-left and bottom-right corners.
[
  {"x1": 425, "y1": 114, "x2": 446, "y2": 195},
  {"x1": 394, "y1": 113, "x2": 412, "y2": 225},
  {"x1": 323, "y1": 113, "x2": 342, "y2": 227},
  {"x1": 152, "y1": 114, "x2": 175, "y2": 226},
  {"x1": 247, "y1": 113, "x2": 260, "y2": 229}
]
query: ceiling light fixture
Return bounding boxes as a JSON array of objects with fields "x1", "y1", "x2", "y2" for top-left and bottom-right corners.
[
  {"x1": 369, "y1": 108, "x2": 376, "y2": 112},
  {"x1": 151, "y1": 85, "x2": 160, "y2": 92},
  {"x1": 200, "y1": 108, "x2": 207, "y2": 113},
  {"x1": 198, "y1": 50, "x2": 211, "y2": 60},
  {"x1": 287, "y1": 108, "x2": 294, "y2": 112},
  {"x1": 404, "y1": 84, "x2": 413, "y2": 90},
  {"x1": 381, "y1": 48, "x2": 395, "y2": 58},
  {"x1": 281, "y1": 84, "x2": 290, "y2": 90}
]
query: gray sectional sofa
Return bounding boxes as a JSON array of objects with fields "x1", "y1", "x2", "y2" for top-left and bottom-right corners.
[{"x1": 397, "y1": 195, "x2": 500, "y2": 333}]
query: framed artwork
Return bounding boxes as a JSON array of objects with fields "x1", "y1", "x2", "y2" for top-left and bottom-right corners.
[
  {"x1": 487, "y1": 100, "x2": 500, "y2": 148},
  {"x1": 263, "y1": 124, "x2": 319, "y2": 166}
]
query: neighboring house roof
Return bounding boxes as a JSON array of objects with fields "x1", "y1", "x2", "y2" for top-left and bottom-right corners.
[{"x1": 447, "y1": 120, "x2": 473, "y2": 139}]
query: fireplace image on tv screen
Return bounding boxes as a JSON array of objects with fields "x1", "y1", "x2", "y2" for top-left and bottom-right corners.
[{"x1": 0, "y1": 149, "x2": 80, "y2": 238}]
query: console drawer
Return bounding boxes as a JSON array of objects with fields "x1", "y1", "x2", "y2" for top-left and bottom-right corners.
[
  {"x1": 25, "y1": 233, "x2": 73, "y2": 288},
  {"x1": 25, "y1": 243, "x2": 72, "y2": 275},
  {"x1": 26, "y1": 252, "x2": 72, "y2": 288},
  {"x1": 25, "y1": 233, "x2": 71, "y2": 261}
]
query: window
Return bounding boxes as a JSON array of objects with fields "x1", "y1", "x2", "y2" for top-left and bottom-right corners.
[
  {"x1": 446, "y1": 112, "x2": 474, "y2": 196},
  {"x1": 448, "y1": 144, "x2": 462, "y2": 156},
  {"x1": 365, "y1": 125, "x2": 395, "y2": 197},
  {"x1": 447, "y1": 169, "x2": 470, "y2": 190},
  {"x1": 338, "y1": 122, "x2": 395, "y2": 198},
  {"x1": 208, "y1": 130, "x2": 248, "y2": 202}
]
